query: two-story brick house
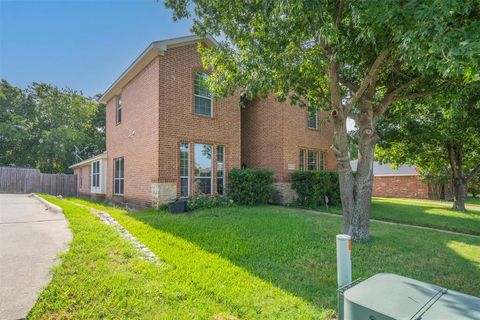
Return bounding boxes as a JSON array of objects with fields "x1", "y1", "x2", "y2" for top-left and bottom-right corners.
[{"x1": 70, "y1": 35, "x2": 335, "y2": 208}]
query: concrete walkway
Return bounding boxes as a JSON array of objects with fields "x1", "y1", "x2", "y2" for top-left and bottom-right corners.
[{"x1": 0, "y1": 194, "x2": 72, "y2": 320}]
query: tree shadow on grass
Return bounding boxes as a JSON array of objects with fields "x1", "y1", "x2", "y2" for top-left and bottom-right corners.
[{"x1": 124, "y1": 205, "x2": 480, "y2": 313}]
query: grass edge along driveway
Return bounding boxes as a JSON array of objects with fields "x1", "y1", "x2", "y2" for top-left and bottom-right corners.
[{"x1": 61, "y1": 198, "x2": 479, "y2": 317}]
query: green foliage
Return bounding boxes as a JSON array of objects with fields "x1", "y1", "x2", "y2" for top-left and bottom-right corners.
[
  {"x1": 468, "y1": 175, "x2": 480, "y2": 198},
  {"x1": 187, "y1": 194, "x2": 234, "y2": 211},
  {"x1": 291, "y1": 171, "x2": 340, "y2": 208},
  {"x1": 376, "y1": 83, "x2": 480, "y2": 187},
  {"x1": 227, "y1": 168, "x2": 273, "y2": 205},
  {"x1": 0, "y1": 80, "x2": 105, "y2": 173}
]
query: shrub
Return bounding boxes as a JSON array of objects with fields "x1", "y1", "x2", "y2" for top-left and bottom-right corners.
[
  {"x1": 291, "y1": 170, "x2": 340, "y2": 207},
  {"x1": 227, "y1": 168, "x2": 274, "y2": 205},
  {"x1": 187, "y1": 194, "x2": 234, "y2": 211}
]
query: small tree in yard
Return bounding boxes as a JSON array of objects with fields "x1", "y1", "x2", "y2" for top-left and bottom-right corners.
[
  {"x1": 376, "y1": 84, "x2": 480, "y2": 211},
  {"x1": 165, "y1": 1, "x2": 479, "y2": 241}
]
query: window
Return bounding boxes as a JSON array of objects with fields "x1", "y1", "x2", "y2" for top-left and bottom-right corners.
[
  {"x1": 300, "y1": 149, "x2": 306, "y2": 170},
  {"x1": 194, "y1": 72, "x2": 212, "y2": 116},
  {"x1": 92, "y1": 161, "x2": 100, "y2": 188},
  {"x1": 300, "y1": 149, "x2": 326, "y2": 171},
  {"x1": 194, "y1": 143, "x2": 212, "y2": 194},
  {"x1": 307, "y1": 151, "x2": 318, "y2": 170},
  {"x1": 180, "y1": 142, "x2": 190, "y2": 197},
  {"x1": 114, "y1": 157, "x2": 124, "y2": 195},
  {"x1": 308, "y1": 110, "x2": 318, "y2": 129},
  {"x1": 216, "y1": 145, "x2": 225, "y2": 195},
  {"x1": 319, "y1": 151, "x2": 326, "y2": 170},
  {"x1": 116, "y1": 94, "x2": 122, "y2": 124}
]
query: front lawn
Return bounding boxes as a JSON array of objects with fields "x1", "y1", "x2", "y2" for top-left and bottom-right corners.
[
  {"x1": 467, "y1": 197, "x2": 480, "y2": 207},
  {"x1": 326, "y1": 197, "x2": 480, "y2": 235},
  {"x1": 49, "y1": 197, "x2": 479, "y2": 319}
]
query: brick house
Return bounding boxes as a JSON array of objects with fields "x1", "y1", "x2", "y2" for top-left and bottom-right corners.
[
  {"x1": 350, "y1": 160, "x2": 453, "y2": 200},
  {"x1": 70, "y1": 35, "x2": 335, "y2": 208}
]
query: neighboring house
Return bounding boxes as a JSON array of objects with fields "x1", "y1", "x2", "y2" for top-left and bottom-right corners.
[
  {"x1": 350, "y1": 160, "x2": 453, "y2": 200},
  {"x1": 70, "y1": 35, "x2": 335, "y2": 208}
]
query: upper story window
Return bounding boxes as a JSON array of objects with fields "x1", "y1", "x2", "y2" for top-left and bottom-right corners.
[
  {"x1": 92, "y1": 161, "x2": 100, "y2": 188},
  {"x1": 115, "y1": 94, "x2": 122, "y2": 125},
  {"x1": 308, "y1": 110, "x2": 318, "y2": 129},
  {"x1": 194, "y1": 72, "x2": 212, "y2": 117}
]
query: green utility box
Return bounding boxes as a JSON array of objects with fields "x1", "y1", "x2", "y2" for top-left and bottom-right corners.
[{"x1": 339, "y1": 273, "x2": 480, "y2": 320}]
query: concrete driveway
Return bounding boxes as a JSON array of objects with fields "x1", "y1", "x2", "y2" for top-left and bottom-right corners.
[{"x1": 0, "y1": 194, "x2": 71, "y2": 320}]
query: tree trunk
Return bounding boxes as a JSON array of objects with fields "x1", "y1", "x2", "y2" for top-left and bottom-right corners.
[
  {"x1": 332, "y1": 95, "x2": 376, "y2": 242},
  {"x1": 452, "y1": 179, "x2": 467, "y2": 211}
]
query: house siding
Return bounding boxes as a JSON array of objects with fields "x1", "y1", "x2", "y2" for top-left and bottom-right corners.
[
  {"x1": 372, "y1": 175, "x2": 429, "y2": 199},
  {"x1": 105, "y1": 57, "x2": 160, "y2": 207},
  {"x1": 242, "y1": 96, "x2": 336, "y2": 203},
  {"x1": 156, "y1": 44, "x2": 242, "y2": 203}
]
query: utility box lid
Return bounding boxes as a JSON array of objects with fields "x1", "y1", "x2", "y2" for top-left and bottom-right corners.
[{"x1": 343, "y1": 273, "x2": 480, "y2": 320}]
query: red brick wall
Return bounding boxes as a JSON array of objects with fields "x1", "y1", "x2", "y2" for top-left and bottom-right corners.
[
  {"x1": 372, "y1": 175, "x2": 429, "y2": 199},
  {"x1": 242, "y1": 96, "x2": 336, "y2": 182},
  {"x1": 74, "y1": 165, "x2": 90, "y2": 195},
  {"x1": 157, "y1": 44, "x2": 241, "y2": 195},
  {"x1": 105, "y1": 57, "x2": 160, "y2": 206}
]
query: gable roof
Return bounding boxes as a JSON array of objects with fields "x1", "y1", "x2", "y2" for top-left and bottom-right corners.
[
  {"x1": 350, "y1": 160, "x2": 418, "y2": 176},
  {"x1": 99, "y1": 35, "x2": 217, "y2": 104}
]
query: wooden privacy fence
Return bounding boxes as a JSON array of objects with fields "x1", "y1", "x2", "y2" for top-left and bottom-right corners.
[{"x1": 0, "y1": 166, "x2": 77, "y2": 196}]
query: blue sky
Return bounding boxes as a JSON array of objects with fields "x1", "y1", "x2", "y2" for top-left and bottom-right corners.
[{"x1": 0, "y1": 0, "x2": 193, "y2": 96}]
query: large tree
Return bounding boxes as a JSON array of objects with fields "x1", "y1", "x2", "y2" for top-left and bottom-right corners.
[
  {"x1": 0, "y1": 80, "x2": 105, "y2": 173},
  {"x1": 166, "y1": 0, "x2": 479, "y2": 241},
  {"x1": 377, "y1": 83, "x2": 480, "y2": 211}
]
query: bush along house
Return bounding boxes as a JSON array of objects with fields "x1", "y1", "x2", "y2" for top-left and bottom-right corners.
[{"x1": 69, "y1": 35, "x2": 336, "y2": 208}]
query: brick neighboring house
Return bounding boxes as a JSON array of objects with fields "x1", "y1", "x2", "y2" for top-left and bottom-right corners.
[
  {"x1": 350, "y1": 160, "x2": 453, "y2": 200},
  {"x1": 70, "y1": 35, "x2": 335, "y2": 207}
]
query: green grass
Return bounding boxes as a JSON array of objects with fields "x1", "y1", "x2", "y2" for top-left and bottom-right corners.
[
  {"x1": 467, "y1": 197, "x2": 480, "y2": 206},
  {"x1": 326, "y1": 197, "x2": 480, "y2": 235},
  {"x1": 57, "y1": 198, "x2": 480, "y2": 318},
  {"x1": 29, "y1": 196, "x2": 329, "y2": 319}
]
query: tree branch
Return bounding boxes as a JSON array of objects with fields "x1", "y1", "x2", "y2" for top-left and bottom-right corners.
[
  {"x1": 373, "y1": 77, "x2": 419, "y2": 119},
  {"x1": 339, "y1": 77, "x2": 359, "y2": 92},
  {"x1": 345, "y1": 47, "x2": 391, "y2": 114},
  {"x1": 335, "y1": 0, "x2": 345, "y2": 27},
  {"x1": 466, "y1": 164, "x2": 480, "y2": 182}
]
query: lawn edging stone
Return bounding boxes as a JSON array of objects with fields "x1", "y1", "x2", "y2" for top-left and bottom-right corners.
[{"x1": 66, "y1": 200, "x2": 161, "y2": 263}]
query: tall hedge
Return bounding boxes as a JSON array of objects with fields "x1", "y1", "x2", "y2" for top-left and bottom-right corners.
[
  {"x1": 227, "y1": 168, "x2": 274, "y2": 205},
  {"x1": 291, "y1": 171, "x2": 340, "y2": 207}
]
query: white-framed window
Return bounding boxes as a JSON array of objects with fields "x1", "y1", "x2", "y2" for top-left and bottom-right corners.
[
  {"x1": 91, "y1": 161, "x2": 100, "y2": 188},
  {"x1": 194, "y1": 143, "x2": 212, "y2": 194},
  {"x1": 180, "y1": 142, "x2": 190, "y2": 197},
  {"x1": 194, "y1": 72, "x2": 212, "y2": 117},
  {"x1": 307, "y1": 110, "x2": 318, "y2": 129},
  {"x1": 114, "y1": 157, "x2": 124, "y2": 195},
  {"x1": 300, "y1": 149, "x2": 306, "y2": 170},
  {"x1": 216, "y1": 145, "x2": 225, "y2": 195},
  {"x1": 300, "y1": 149, "x2": 326, "y2": 171},
  {"x1": 116, "y1": 94, "x2": 122, "y2": 125}
]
